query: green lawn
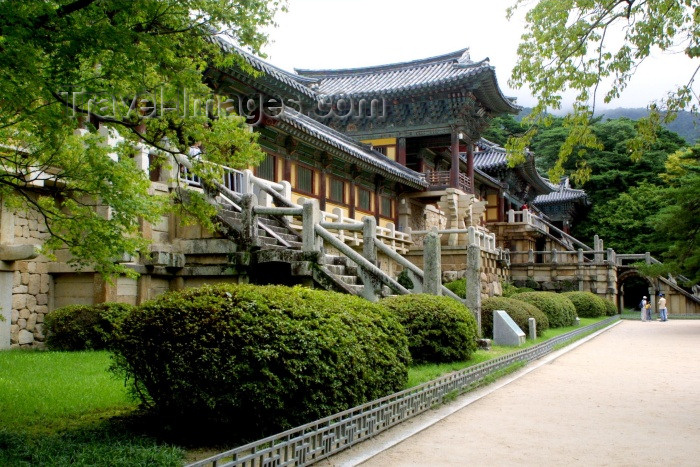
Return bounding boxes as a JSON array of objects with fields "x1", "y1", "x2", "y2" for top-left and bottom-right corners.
[{"x1": 0, "y1": 350, "x2": 183, "y2": 466}]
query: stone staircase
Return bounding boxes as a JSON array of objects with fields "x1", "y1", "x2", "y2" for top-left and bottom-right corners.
[{"x1": 217, "y1": 206, "x2": 377, "y2": 298}]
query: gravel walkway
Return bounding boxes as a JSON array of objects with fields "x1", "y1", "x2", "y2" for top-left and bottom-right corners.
[{"x1": 322, "y1": 320, "x2": 700, "y2": 466}]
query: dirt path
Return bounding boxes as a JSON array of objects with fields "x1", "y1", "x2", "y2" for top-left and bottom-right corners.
[{"x1": 322, "y1": 320, "x2": 700, "y2": 466}]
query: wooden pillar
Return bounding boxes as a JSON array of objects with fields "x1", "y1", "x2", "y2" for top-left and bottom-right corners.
[
  {"x1": 466, "y1": 141, "x2": 474, "y2": 193},
  {"x1": 319, "y1": 170, "x2": 327, "y2": 211},
  {"x1": 450, "y1": 131, "x2": 460, "y2": 189},
  {"x1": 283, "y1": 157, "x2": 292, "y2": 183},
  {"x1": 498, "y1": 191, "x2": 505, "y2": 222},
  {"x1": 349, "y1": 181, "x2": 356, "y2": 219},
  {"x1": 397, "y1": 137, "x2": 407, "y2": 166},
  {"x1": 374, "y1": 185, "x2": 381, "y2": 223}
]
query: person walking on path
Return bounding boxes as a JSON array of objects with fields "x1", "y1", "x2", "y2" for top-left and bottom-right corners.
[
  {"x1": 645, "y1": 300, "x2": 652, "y2": 321},
  {"x1": 658, "y1": 294, "x2": 668, "y2": 321},
  {"x1": 640, "y1": 296, "x2": 648, "y2": 321}
]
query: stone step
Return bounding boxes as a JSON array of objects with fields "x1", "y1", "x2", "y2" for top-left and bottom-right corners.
[
  {"x1": 258, "y1": 222, "x2": 290, "y2": 234},
  {"x1": 258, "y1": 236, "x2": 279, "y2": 247},
  {"x1": 256, "y1": 229, "x2": 298, "y2": 243},
  {"x1": 324, "y1": 255, "x2": 348, "y2": 267},
  {"x1": 258, "y1": 243, "x2": 286, "y2": 251},
  {"x1": 324, "y1": 264, "x2": 346, "y2": 275},
  {"x1": 337, "y1": 274, "x2": 361, "y2": 286}
]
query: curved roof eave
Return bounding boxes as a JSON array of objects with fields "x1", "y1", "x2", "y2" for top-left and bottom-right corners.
[
  {"x1": 297, "y1": 49, "x2": 520, "y2": 114},
  {"x1": 214, "y1": 36, "x2": 319, "y2": 100}
]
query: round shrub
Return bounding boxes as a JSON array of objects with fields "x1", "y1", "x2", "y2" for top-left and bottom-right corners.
[
  {"x1": 111, "y1": 284, "x2": 410, "y2": 435},
  {"x1": 603, "y1": 298, "x2": 618, "y2": 316},
  {"x1": 444, "y1": 278, "x2": 466, "y2": 298},
  {"x1": 45, "y1": 303, "x2": 133, "y2": 350},
  {"x1": 380, "y1": 294, "x2": 477, "y2": 363},
  {"x1": 511, "y1": 292, "x2": 577, "y2": 328},
  {"x1": 502, "y1": 282, "x2": 535, "y2": 298},
  {"x1": 481, "y1": 296, "x2": 549, "y2": 338},
  {"x1": 562, "y1": 291, "x2": 607, "y2": 318}
]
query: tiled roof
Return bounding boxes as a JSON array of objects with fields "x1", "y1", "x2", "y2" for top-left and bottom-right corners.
[
  {"x1": 295, "y1": 49, "x2": 520, "y2": 114},
  {"x1": 534, "y1": 181, "x2": 588, "y2": 206},
  {"x1": 470, "y1": 138, "x2": 553, "y2": 195},
  {"x1": 474, "y1": 168, "x2": 505, "y2": 189},
  {"x1": 472, "y1": 138, "x2": 509, "y2": 171},
  {"x1": 216, "y1": 36, "x2": 318, "y2": 99},
  {"x1": 276, "y1": 109, "x2": 428, "y2": 189}
]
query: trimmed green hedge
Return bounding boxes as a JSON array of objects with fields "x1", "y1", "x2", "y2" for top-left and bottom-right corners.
[
  {"x1": 444, "y1": 278, "x2": 466, "y2": 298},
  {"x1": 380, "y1": 294, "x2": 477, "y2": 363},
  {"x1": 501, "y1": 282, "x2": 534, "y2": 298},
  {"x1": 511, "y1": 291, "x2": 577, "y2": 328},
  {"x1": 603, "y1": 298, "x2": 618, "y2": 316},
  {"x1": 111, "y1": 284, "x2": 410, "y2": 435},
  {"x1": 563, "y1": 291, "x2": 607, "y2": 318},
  {"x1": 481, "y1": 297, "x2": 549, "y2": 338},
  {"x1": 44, "y1": 303, "x2": 133, "y2": 350}
]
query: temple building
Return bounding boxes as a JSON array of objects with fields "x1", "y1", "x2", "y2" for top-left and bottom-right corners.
[{"x1": 7, "y1": 43, "x2": 697, "y2": 350}]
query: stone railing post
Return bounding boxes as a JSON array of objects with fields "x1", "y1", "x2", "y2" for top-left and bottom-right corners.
[
  {"x1": 240, "y1": 193, "x2": 258, "y2": 248},
  {"x1": 551, "y1": 248, "x2": 558, "y2": 264},
  {"x1": 468, "y1": 226, "x2": 476, "y2": 246},
  {"x1": 578, "y1": 248, "x2": 584, "y2": 265},
  {"x1": 606, "y1": 248, "x2": 615, "y2": 265},
  {"x1": 362, "y1": 216, "x2": 377, "y2": 265},
  {"x1": 423, "y1": 230, "x2": 442, "y2": 296},
  {"x1": 360, "y1": 216, "x2": 382, "y2": 301},
  {"x1": 528, "y1": 249, "x2": 534, "y2": 263},
  {"x1": 302, "y1": 199, "x2": 322, "y2": 253},
  {"x1": 466, "y1": 243, "x2": 482, "y2": 335},
  {"x1": 594, "y1": 235, "x2": 603, "y2": 263},
  {"x1": 645, "y1": 252, "x2": 651, "y2": 265},
  {"x1": 332, "y1": 207, "x2": 346, "y2": 243},
  {"x1": 280, "y1": 180, "x2": 292, "y2": 201},
  {"x1": 241, "y1": 169, "x2": 254, "y2": 195},
  {"x1": 507, "y1": 209, "x2": 515, "y2": 223},
  {"x1": 387, "y1": 222, "x2": 397, "y2": 251}
]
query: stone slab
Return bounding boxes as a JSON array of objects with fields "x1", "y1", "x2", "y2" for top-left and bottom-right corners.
[{"x1": 493, "y1": 309, "x2": 525, "y2": 346}]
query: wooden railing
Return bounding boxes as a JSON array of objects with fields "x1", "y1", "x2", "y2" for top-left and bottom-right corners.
[{"x1": 423, "y1": 171, "x2": 472, "y2": 193}]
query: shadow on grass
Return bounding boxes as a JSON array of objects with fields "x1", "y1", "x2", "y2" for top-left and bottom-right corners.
[{"x1": 0, "y1": 409, "x2": 273, "y2": 467}]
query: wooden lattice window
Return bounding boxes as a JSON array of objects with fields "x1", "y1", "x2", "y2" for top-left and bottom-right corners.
[
  {"x1": 329, "y1": 178, "x2": 345, "y2": 203},
  {"x1": 357, "y1": 188, "x2": 371, "y2": 212},
  {"x1": 380, "y1": 196, "x2": 393, "y2": 218},
  {"x1": 256, "y1": 153, "x2": 276, "y2": 182},
  {"x1": 296, "y1": 165, "x2": 314, "y2": 194}
]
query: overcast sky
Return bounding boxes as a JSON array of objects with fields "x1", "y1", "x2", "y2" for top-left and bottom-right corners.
[{"x1": 260, "y1": 0, "x2": 698, "y2": 113}]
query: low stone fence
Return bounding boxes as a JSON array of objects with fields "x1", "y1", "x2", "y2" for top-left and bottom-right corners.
[{"x1": 188, "y1": 316, "x2": 620, "y2": 467}]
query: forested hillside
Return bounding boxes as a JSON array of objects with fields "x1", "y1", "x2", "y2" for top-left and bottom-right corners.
[
  {"x1": 515, "y1": 108, "x2": 698, "y2": 144},
  {"x1": 483, "y1": 115, "x2": 699, "y2": 284}
]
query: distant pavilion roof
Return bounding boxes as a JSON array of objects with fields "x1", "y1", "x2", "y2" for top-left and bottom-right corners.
[
  {"x1": 295, "y1": 49, "x2": 520, "y2": 114},
  {"x1": 534, "y1": 179, "x2": 588, "y2": 206},
  {"x1": 471, "y1": 138, "x2": 553, "y2": 195}
]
